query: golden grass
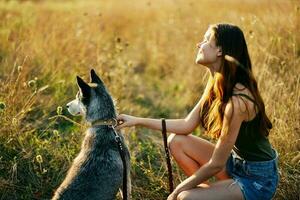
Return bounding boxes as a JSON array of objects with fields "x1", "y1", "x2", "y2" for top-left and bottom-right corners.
[{"x1": 0, "y1": 0, "x2": 299, "y2": 199}]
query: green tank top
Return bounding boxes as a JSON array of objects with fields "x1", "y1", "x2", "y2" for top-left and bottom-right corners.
[{"x1": 232, "y1": 93, "x2": 276, "y2": 161}]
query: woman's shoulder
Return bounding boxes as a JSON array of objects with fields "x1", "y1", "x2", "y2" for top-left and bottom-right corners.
[
  {"x1": 231, "y1": 83, "x2": 257, "y2": 121},
  {"x1": 232, "y1": 83, "x2": 255, "y2": 100}
]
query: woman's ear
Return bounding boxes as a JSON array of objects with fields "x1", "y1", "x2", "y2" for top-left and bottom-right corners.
[{"x1": 217, "y1": 47, "x2": 222, "y2": 57}]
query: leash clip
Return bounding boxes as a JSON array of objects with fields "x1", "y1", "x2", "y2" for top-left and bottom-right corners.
[
  {"x1": 114, "y1": 134, "x2": 121, "y2": 142},
  {"x1": 110, "y1": 124, "x2": 123, "y2": 150},
  {"x1": 112, "y1": 118, "x2": 118, "y2": 128}
]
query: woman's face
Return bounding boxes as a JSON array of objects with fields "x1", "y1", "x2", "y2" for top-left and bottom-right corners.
[{"x1": 195, "y1": 29, "x2": 221, "y2": 67}]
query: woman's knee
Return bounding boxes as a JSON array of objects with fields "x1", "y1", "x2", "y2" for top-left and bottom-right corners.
[
  {"x1": 177, "y1": 191, "x2": 191, "y2": 200},
  {"x1": 167, "y1": 134, "x2": 186, "y2": 151},
  {"x1": 167, "y1": 133, "x2": 176, "y2": 148}
]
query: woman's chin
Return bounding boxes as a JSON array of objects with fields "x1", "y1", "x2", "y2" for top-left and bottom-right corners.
[
  {"x1": 195, "y1": 61, "x2": 210, "y2": 69},
  {"x1": 195, "y1": 58, "x2": 202, "y2": 64},
  {"x1": 195, "y1": 54, "x2": 205, "y2": 64},
  {"x1": 195, "y1": 58, "x2": 206, "y2": 66}
]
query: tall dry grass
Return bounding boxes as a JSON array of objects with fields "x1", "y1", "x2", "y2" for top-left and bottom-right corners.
[{"x1": 0, "y1": 0, "x2": 299, "y2": 199}]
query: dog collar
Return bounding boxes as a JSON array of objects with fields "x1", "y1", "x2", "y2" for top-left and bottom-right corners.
[{"x1": 91, "y1": 118, "x2": 119, "y2": 127}]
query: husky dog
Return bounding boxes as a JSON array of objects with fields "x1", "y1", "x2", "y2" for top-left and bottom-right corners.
[{"x1": 52, "y1": 69, "x2": 131, "y2": 200}]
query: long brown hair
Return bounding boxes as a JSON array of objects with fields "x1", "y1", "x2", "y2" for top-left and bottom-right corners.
[{"x1": 199, "y1": 23, "x2": 272, "y2": 139}]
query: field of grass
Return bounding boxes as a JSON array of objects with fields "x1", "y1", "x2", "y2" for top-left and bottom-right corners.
[{"x1": 0, "y1": 0, "x2": 299, "y2": 199}]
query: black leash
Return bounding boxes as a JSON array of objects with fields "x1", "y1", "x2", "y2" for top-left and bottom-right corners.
[
  {"x1": 111, "y1": 125, "x2": 128, "y2": 200},
  {"x1": 161, "y1": 118, "x2": 174, "y2": 194}
]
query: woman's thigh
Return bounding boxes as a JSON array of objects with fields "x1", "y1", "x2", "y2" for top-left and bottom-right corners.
[
  {"x1": 168, "y1": 134, "x2": 230, "y2": 180},
  {"x1": 177, "y1": 179, "x2": 244, "y2": 200}
]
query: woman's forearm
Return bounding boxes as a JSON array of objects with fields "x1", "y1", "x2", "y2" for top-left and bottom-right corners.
[
  {"x1": 117, "y1": 98, "x2": 202, "y2": 132},
  {"x1": 136, "y1": 117, "x2": 192, "y2": 135}
]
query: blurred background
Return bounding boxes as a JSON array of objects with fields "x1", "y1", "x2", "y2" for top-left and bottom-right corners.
[{"x1": 0, "y1": 0, "x2": 299, "y2": 199}]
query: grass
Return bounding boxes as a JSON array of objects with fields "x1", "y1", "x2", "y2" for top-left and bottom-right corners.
[{"x1": 0, "y1": 0, "x2": 299, "y2": 199}]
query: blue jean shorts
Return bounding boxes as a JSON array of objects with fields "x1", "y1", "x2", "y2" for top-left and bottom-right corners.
[{"x1": 226, "y1": 149, "x2": 279, "y2": 200}]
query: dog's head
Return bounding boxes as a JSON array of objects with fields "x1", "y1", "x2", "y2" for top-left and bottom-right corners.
[{"x1": 66, "y1": 69, "x2": 116, "y2": 122}]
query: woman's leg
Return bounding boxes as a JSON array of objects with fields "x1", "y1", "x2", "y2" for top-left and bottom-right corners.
[
  {"x1": 167, "y1": 134, "x2": 230, "y2": 180},
  {"x1": 177, "y1": 179, "x2": 244, "y2": 200}
]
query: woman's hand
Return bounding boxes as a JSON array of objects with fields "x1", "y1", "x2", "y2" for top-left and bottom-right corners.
[{"x1": 115, "y1": 114, "x2": 139, "y2": 130}]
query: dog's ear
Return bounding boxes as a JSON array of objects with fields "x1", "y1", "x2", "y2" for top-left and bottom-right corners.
[
  {"x1": 77, "y1": 76, "x2": 90, "y2": 97},
  {"x1": 90, "y1": 69, "x2": 104, "y2": 85}
]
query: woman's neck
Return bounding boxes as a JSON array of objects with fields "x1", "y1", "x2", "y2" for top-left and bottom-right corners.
[{"x1": 208, "y1": 60, "x2": 222, "y2": 75}]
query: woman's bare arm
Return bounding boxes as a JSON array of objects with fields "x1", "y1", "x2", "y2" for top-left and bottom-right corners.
[{"x1": 117, "y1": 98, "x2": 203, "y2": 135}]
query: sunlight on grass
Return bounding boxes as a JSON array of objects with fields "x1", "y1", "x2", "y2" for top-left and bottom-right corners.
[{"x1": 0, "y1": 0, "x2": 299, "y2": 199}]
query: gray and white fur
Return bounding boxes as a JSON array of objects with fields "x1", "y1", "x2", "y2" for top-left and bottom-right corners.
[{"x1": 52, "y1": 69, "x2": 131, "y2": 200}]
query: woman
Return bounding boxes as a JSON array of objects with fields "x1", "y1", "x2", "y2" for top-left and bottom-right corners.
[{"x1": 116, "y1": 23, "x2": 279, "y2": 200}]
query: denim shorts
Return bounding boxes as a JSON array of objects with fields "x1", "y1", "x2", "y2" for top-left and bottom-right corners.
[{"x1": 226, "y1": 149, "x2": 279, "y2": 200}]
